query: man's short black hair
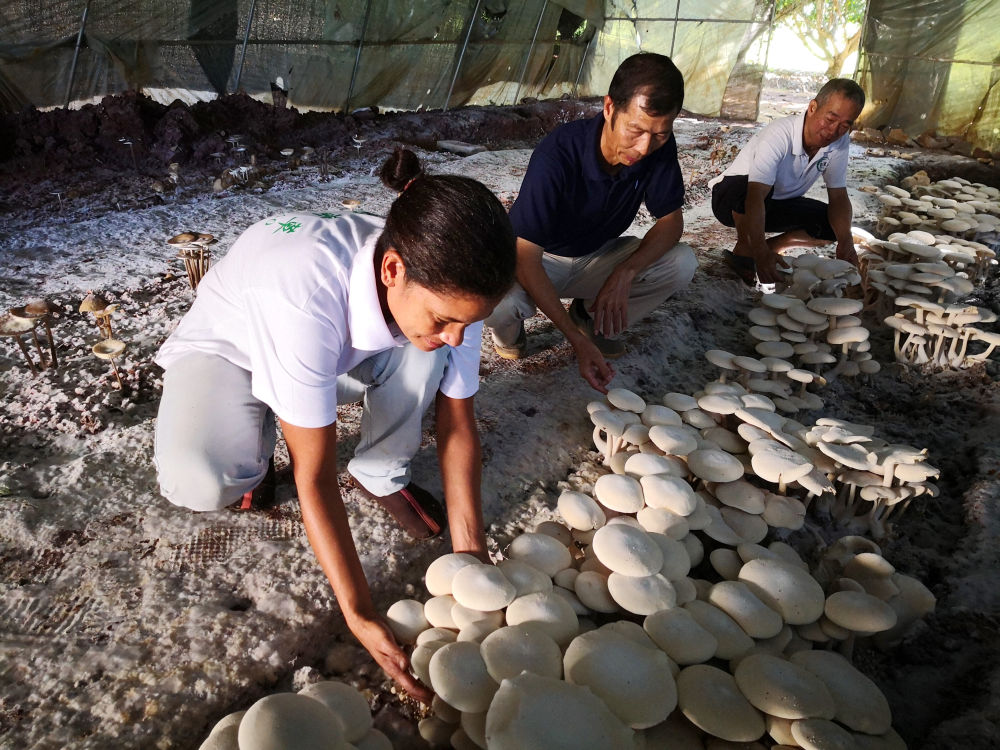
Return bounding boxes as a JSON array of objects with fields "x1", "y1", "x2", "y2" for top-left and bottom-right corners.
[
  {"x1": 815, "y1": 78, "x2": 865, "y2": 113},
  {"x1": 608, "y1": 53, "x2": 685, "y2": 117}
]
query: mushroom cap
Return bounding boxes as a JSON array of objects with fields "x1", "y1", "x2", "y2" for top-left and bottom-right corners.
[
  {"x1": 738, "y1": 557, "x2": 825, "y2": 625},
  {"x1": 557, "y1": 491, "x2": 606, "y2": 531},
  {"x1": 168, "y1": 231, "x2": 200, "y2": 245},
  {"x1": 648, "y1": 424, "x2": 700, "y2": 456},
  {"x1": 0, "y1": 314, "x2": 36, "y2": 335},
  {"x1": 607, "y1": 571, "x2": 677, "y2": 615},
  {"x1": 708, "y1": 580, "x2": 784, "y2": 639},
  {"x1": 480, "y1": 625, "x2": 564, "y2": 683},
  {"x1": 702, "y1": 426, "x2": 747, "y2": 454},
  {"x1": 640, "y1": 474, "x2": 699, "y2": 515},
  {"x1": 755, "y1": 340, "x2": 796, "y2": 359},
  {"x1": 607, "y1": 388, "x2": 645, "y2": 413},
  {"x1": 733, "y1": 653, "x2": 836, "y2": 720},
  {"x1": 698, "y1": 393, "x2": 744, "y2": 415},
  {"x1": 749, "y1": 442, "x2": 813, "y2": 484},
  {"x1": 416, "y1": 627, "x2": 458, "y2": 646},
  {"x1": 636, "y1": 506, "x2": 690, "y2": 539},
  {"x1": 824, "y1": 591, "x2": 898, "y2": 634},
  {"x1": 92, "y1": 339, "x2": 127, "y2": 359},
  {"x1": 732, "y1": 355, "x2": 768, "y2": 373},
  {"x1": 683, "y1": 600, "x2": 754, "y2": 660},
  {"x1": 563, "y1": 629, "x2": 677, "y2": 729},
  {"x1": 761, "y1": 293, "x2": 798, "y2": 310},
  {"x1": 640, "y1": 403, "x2": 682, "y2": 427},
  {"x1": 705, "y1": 348, "x2": 738, "y2": 369},
  {"x1": 593, "y1": 473, "x2": 645, "y2": 513},
  {"x1": 532, "y1": 520, "x2": 573, "y2": 545},
  {"x1": 298, "y1": 681, "x2": 373, "y2": 743},
  {"x1": 748, "y1": 307, "x2": 779, "y2": 326},
  {"x1": 817, "y1": 441, "x2": 874, "y2": 471},
  {"x1": 680, "y1": 407, "x2": 717, "y2": 429},
  {"x1": 497, "y1": 558, "x2": 554, "y2": 597},
  {"x1": 423, "y1": 595, "x2": 459, "y2": 629},
  {"x1": 806, "y1": 297, "x2": 863, "y2": 316},
  {"x1": 624, "y1": 452, "x2": 687, "y2": 478},
  {"x1": 451, "y1": 564, "x2": 517, "y2": 612},
  {"x1": 591, "y1": 408, "x2": 627, "y2": 436},
  {"x1": 385, "y1": 599, "x2": 431, "y2": 644},
  {"x1": 677, "y1": 664, "x2": 766, "y2": 742},
  {"x1": 687, "y1": 448, "x2": 745, "y2": 483},
  {"x1": 790, "y1": 718, "x2": 858, "y2": 750},
  {"x1": 592, "y1": 524, "x2": 664, "y2": 577},
  {"x1": 425, "y1": 552, "x2": 482, "y2": 596},
  {"x1": 643, "y1": 606, "x2": 717, "y2": 664},
  {"x1": 507, "y1": 532, "x2": 572, "y2": 577},
  {"x1": 238, "y1": 693, "x2": 346, "y2": 750},
  {"x1": 484, "y1": 671, "x2": 635, "y2": 749},
  {"x1": 662, "y1": 392, "x2": 699, "y2": 411},
  {"x1": 789, "y1": 650, "x2": 892, "y2": 734},
  {"x1": 713, "y1": 479, "x2": 766, "y2": 514},
  {"x1": 573, "y1": 570, "x2": 619, "y2": 613},
  {"x1": 429, "y1": 641, "x2": 499, "y2": 713},
  {"x1": 504, "y1": 591, "x2": 579, "y2": 647}
]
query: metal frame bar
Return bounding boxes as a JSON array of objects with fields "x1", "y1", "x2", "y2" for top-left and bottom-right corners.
[
  {"x1": 64, "y1": 0, "x2": 90, "y2": 108},
  {"x1": 444, "y1": 0, "x2": 482, "y2": 111},
  {"x1": 668, "y1": 0, "x2": 681, "y2": 57},
  {"x1": 233, "y1": 0, "x2": 257, "y2": 94},
  {"x1": 513, "y1": 0, "x2": 548, "y2": 105},
  {"x1": 574, "y1": 29, "x2": 596, "y2": 96},
  {"x1": 345, "y1": 0, "x2": 374, "y2": 112}
]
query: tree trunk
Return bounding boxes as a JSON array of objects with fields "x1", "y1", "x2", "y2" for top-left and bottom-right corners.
[{"x1": 825, "y1": 26, "x2": 862, "y2": 78}]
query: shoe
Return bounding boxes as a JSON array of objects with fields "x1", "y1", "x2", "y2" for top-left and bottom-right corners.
[
  {"x1": 359, "y1": 482, "x2": 447, "y2": 540},
  {"x1": 234, "y1": 458, "x2": 295, "y2": 511},
  {"x1": 724, "y1": 250, "x2": 757, "y2": 286},
  {"x1": 568, "y1": 299, "x2": 626, "y2": 359},
  {"x1": 237, "y1": 458, "x2": 278, "y2": 511},
  {"x1": 492, "y1": 324, "x2": 527, "y2": 360}
]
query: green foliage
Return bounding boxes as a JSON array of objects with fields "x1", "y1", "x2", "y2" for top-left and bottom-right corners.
[{"x1": 774, "y1": 0, "x2": 866, "y2": 77}]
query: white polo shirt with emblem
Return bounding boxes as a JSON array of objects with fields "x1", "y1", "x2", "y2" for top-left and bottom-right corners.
[
  {"x1": 710, "y1": 111, "x2": 850, "y2": 200},
  {"x1": 155, "y1": 212, "x2": 482, "y2": 429}
]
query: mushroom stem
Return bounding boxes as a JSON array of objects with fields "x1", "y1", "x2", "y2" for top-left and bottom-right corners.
[
  {"x1": 108, "y1": 356, "x2": 125, "y2": 389},
  {"x1": 13, "y1": 335, "x2": 38, "y2": 374},
  {"x1": 42, "y1": 320, "x2": 58, "y2": 369},
  {"x1": 28, "y1": 328, "x2": 46, "y2": 366}
]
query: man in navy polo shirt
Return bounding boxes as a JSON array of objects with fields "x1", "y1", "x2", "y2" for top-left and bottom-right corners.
[
  {"x1": 709, "y1": 78, "x2": 865, "y2": 285},
  {"x1": 485, "y1": 53, "x2": 697, "y2": 392}
]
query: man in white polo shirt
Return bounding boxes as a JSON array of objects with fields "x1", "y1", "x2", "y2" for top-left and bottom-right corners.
[{"x1": 710, "y1": 78, "x2": 865, "y2": 284}]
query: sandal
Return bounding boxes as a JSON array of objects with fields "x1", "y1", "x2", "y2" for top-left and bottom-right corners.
[
  {"x1": 360, "y1": 482, "x2": 447, "y2": 540},
  {"x1": 723, "y1": 251, "x2": 757, "y2": 287}
]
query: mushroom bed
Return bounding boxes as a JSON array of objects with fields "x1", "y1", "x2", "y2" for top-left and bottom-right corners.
[{"x1": 0, "y1": 94, "x2": 999, "y2": 749}]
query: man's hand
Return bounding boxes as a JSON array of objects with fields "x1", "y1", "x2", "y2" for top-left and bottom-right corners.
[
  {"x1": 751, "y1": 241, "x2": 789, "y2": 284},
  {"x1": 573, "y1": 336, "x2": 615, "y2": 393},
  {"x1": 591, "y1": 265, "x2": 636, "y2": 337},
  {"x1": 347, "y1": 610, "x2": 433, "y2": 704},
  {"x1": 836, "y1": 241, "x2": 859, "y2": 268}
]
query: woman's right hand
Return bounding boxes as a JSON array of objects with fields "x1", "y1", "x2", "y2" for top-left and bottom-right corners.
[{"x1": 346, "y1": 610, "x2": 434, "y2": 705}]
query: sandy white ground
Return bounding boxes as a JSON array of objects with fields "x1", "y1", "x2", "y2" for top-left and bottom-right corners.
[{"x1": 1, "y1": 107, "x2": 999, "y2": 750}]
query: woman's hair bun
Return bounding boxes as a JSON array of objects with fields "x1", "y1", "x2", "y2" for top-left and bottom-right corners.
[{"x1": 380, "y1": 147, "x2": 423, "y2": 192}]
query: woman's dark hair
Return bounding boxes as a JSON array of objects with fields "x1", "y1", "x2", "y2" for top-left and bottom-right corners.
[
  {"x1": 376, "y1": 147, "x2": 516, "y2": 301},
  {"x1": 608, "y1": 53, "x2": 684, "y2": 119}
]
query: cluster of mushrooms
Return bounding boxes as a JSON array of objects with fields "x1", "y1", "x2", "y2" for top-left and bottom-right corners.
[
  {"x1": 197, "y1": 679, "x2": 390, "y2": 750},
  {"x1": 381, "y1": 429, "x2": 930, "y2": 749},
  {"x1": 864, "y1": 173, "x2": 1000, "y2": 249},
  {"x1": 851, "y1": 175, "x2": 1000, "y2": 370},
  {"x1": 884, "y1": 295, "x2": 1000, "y2": 368},
  {"x1": 168, "y1": 231, "x2": 218, "y2": 290},
  {"x1": 1, "y1": 299, "x2": 62, "y2": 373},
  {"x1": 80, "y1": 291, "x2": 127, "y2": 389}
]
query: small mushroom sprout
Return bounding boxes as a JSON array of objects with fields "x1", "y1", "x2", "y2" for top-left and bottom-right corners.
[{"x1": 92, "y1": 338, "x2": 127, "y2": 390}]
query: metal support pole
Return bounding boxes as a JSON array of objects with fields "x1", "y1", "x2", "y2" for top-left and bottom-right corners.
[
  {"x1": 444, "y1": 0, "x2": 481, "y2": 111},
  {"x1": 233, "y1": 0, "x2": 258, "y2": 94},
  {"x1": 668, "y1": 0, "x2": 681, "y2": 57},
  {"x1": 64, "y1": 0, "x2": 91, "y2": 108},
  {"x1": 574, "y1": 30, "x2": 596, "y2": 96},
  {"x1": 513, "y1": 0, "x2": 547, "y2": 105},
  {"x1": 345, "y1": 0, "x2": 374, "y2": 112}
]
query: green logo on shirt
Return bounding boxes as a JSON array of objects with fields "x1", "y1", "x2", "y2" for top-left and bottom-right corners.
[{"x1": 265, "y1": 217, "x2": 303, "y2": 233}]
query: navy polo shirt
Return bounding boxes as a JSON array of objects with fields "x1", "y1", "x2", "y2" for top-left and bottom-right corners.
[{"x1": 509, "y1": 113, "x2": 684, "y2": 258}]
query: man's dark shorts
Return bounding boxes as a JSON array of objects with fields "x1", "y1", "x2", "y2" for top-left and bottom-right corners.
[{"x1": 712, "y1": 174, "x2": 836, "y2": 241}]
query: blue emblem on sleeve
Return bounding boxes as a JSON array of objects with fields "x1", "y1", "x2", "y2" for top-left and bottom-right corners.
[{"x1": 816, "y1": 156, "x2": 830, "y2": 173}]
